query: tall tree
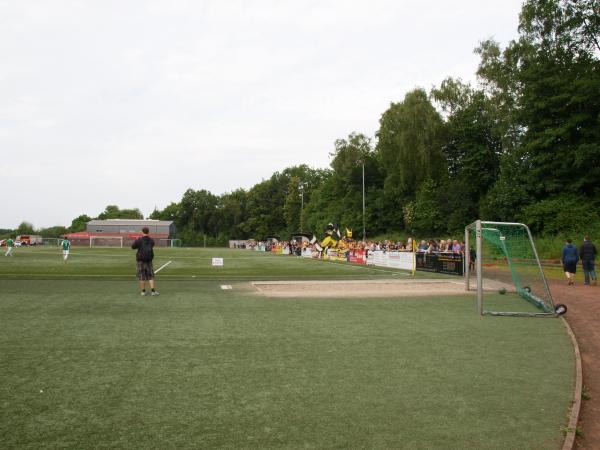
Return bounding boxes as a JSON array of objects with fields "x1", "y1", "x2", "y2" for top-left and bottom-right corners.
[
  {"x1": 477, "y1": 0, "x2": 600, "y2": 202},
  {"x1": 375, "y1": 89, "x2": 445, "y2": 232},
  {"x1": 283, "y1": 177, "x2": 302, "y2": 235},
  {"x1": 431, "y1": 78, "x2": 502, "y2": 229},
  {"x1": 16, "y1": 221, "x2": 35, "y2": 235},
  {"x1": 376, "y1": 89, "x2": 446, "y2": 198}
]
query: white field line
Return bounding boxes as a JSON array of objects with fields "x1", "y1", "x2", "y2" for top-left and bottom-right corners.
[
  {"x1": 155, "y1": 260, "x2": 172, "y2": 273},
  {"x1": 0, "y1": 273, "x2": 402, "y2": 279},
  {"x1": 15, "y1": 250, "x2": 284, "y2": 261}
]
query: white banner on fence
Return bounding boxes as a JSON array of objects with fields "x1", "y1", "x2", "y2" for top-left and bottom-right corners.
[
  {"x1": 367, "y1": 250, "x2": 415, "y2": 271},
  {"x1": 302, "y1": 248, "x2": 313, "y2": 258}
]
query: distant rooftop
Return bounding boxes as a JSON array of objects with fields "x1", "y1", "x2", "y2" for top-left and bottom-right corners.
[{"x1": 88, "y1": 219, "x2": 173, "y2": 226}]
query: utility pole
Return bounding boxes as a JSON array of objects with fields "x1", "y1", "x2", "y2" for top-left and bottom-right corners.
[{"x1": 362, "y1": 161, "x2": 366, "y2": 242}]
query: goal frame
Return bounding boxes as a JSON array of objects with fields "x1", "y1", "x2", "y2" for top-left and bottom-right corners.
[
  {"x1": 465, "y1": 220, "x2": 555, "y2": 317},
  {"x1": 89, "y1": 236, "x2": 124, "y2": 248},
  {"x1": 157, "y1": 238, "x2": 182, "y2": 247},
  {"x1": 42, "y1": 238, "x2": 61, "y2": 246}
]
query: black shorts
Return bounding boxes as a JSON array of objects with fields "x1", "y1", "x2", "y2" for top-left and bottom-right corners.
[
  {"x1": 563, "y1": 261, "x2": 577, "y2": 274},
  {"x1": 136, "y1": 260, "x2": 154, "y2": 281}
]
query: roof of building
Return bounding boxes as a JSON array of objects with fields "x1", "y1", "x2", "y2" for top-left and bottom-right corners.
[
  {"x1": 87, "y1": 219, "x2": 173, "y2": 226},
  {"x1": 66, "y1": 232, "x2": 170, "y2": 239}
]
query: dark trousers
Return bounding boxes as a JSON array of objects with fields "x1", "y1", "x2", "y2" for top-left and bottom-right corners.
[{"x1": 582, "y1": 259, "x2": 597, "y2": 284}]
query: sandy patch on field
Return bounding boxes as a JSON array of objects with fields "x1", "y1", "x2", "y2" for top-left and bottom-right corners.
[{"x1": 251, "y1": 279, "x2": 478, "y2": 298}]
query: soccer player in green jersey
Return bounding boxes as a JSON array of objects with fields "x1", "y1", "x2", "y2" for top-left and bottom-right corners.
[
  {"x1": 5, "y1": 238, "x2": 14, "y2": 256},
  {"x1": 61, "y1": 237, "x2": 71, "y2": 261}
]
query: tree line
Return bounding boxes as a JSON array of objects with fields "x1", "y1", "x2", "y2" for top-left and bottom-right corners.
[
  {"x1": 153, "y1": 0, "x2": 599, "y2": 245},
  {"x1": 5, "y1": 1, "x2": 599, "y2": 245}
]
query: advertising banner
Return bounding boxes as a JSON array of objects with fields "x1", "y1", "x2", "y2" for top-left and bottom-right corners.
[
  {"x1": 415, "y1": 253, "x2": 463, "y2": 276},
  {"x1": 347, "y1": 249, "x2": 367, "y2": 264},
  {"x1": 367, "y1": 250, "x2": 415, "y2": 271}
]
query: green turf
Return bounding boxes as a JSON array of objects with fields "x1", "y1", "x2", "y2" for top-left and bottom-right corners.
[
  {"x1": 0, "y1": 246, "x2": 429, "y2": 280},
  {"x1": 0, "y1": 247, "x2": 575, "y2": 449}
]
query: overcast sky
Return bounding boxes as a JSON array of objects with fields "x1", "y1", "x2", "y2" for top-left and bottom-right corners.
[{"x1": 0, "y1": 0, "x2": 524, "y2": 229}]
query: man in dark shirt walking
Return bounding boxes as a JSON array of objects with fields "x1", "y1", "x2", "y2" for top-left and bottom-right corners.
[
  {"x1": 561, "y1": 239, "x2": 579, "y2": 286},
  {"x1": 580, "y1": 235, "x2": 597, "y2": 286},
  {"x1": 131, "y1": 227, "x2": 159, "y2": 296}
]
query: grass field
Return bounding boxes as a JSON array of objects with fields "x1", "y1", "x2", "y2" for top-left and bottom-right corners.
[{"x1": 0, "y1": 246, "x2": 575, "y2": 449}]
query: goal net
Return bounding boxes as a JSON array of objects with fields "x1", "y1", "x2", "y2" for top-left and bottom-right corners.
[
  {"x1": 89, "y1": 236, "x2": 123, "y2": 248},
  {"x1": 465, "y1": 221, "x2": 561, "y2": 316},
  {"x1": 42, "y1": 238, "x2": 61, "y2": 246}
]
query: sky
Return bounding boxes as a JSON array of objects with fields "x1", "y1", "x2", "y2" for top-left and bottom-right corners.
[{"x1": 0, "y1": 0, "x2": 525, "y2": 229}]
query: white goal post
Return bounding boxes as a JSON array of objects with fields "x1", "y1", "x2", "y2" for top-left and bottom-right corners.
[
  {"x1": 465, "y1": 220, "x2": 564, "y2": 317},
  {"x1": 89, "y1": 236, "x2": 124, "y2": 248}
]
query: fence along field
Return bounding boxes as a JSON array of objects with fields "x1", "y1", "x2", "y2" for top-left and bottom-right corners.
[{"x1": 0, "y1": 246, "x2": 575, "y2": 449}]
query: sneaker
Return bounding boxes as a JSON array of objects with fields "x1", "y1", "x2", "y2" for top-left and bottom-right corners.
[
  {"x1": 151, "y1": 291, "x2": 160, "y2": 296},
  {"x1": 141, "y1": 291, "x2": 146, "y2": 296}
]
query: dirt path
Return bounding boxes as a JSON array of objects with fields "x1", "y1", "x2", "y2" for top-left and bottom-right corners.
[{"x1": 551, "y1": 279, "x2": 600, "y2": 449}]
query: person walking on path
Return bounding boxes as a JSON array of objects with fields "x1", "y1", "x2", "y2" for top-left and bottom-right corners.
[
  {"x1": 131, "y1": 227, "x2": 159, "y2": 296},
  {"x1": 61, "y1": 237, "x2": 71, "y2": 261},
  {"x1": 579, "y1": 235, "x2": 597, "y2": 286},
  {"x1": 561, "y1": 238, "x2": 579, "y2": 285},
  {"x1": 4, "y1": 237, "x2": 14, "y2": 257}
]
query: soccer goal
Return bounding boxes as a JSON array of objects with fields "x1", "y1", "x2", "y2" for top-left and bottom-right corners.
[
  {"x1": 89, "y1": 236, "x2": 123, "y2": 248},
  {"x1": 465, "y1": 221, "x2": 566, "y2": 316},
  {"x1": 157, "y1": 238, "x2": 183, "y2": 247},
  {"x1": 42, "y1": 238, "x2": 61, "y2": 246}
]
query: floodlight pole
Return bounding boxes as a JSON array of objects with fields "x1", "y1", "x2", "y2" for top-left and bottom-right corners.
[
  {"x1": 362, "y1": 161, "x2": 366, "y2": 242},
  {"x1": 465, "y1": 225, "x2": 470, "y2": 291},
  {"x1": 299, "y1": 183, "x2": 304, "y2": 234}
]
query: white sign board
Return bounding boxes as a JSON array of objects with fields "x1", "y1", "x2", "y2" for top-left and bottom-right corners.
[
  {"x1": 367, "y1": 250, "x2": 415, "y2": 271},
  {"x1": 212, "y1": 257, "x2": 224, "y2": 266}
]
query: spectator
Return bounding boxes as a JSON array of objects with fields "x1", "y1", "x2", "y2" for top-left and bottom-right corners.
[
  {"x1": 452, "y1": 240, "x2": 462, "y2": 253},
  {"x1": 561, "y1": 238, "x2": 579, "y2": 286},
  {"x1": 579, "y1": 235, "x2": 597, "y2": 286},
  {"x1": 426, "y1": 240, "x2": 436, "y2": 253}
]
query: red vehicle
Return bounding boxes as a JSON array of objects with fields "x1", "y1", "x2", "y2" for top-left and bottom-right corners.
[{"x1": 16, "y1": 235, "x2": 43, "y2": 246}]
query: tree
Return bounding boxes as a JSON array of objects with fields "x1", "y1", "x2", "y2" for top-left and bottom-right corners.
[
  {"x1": 283, "y1": 177, "x2": 302, "y2": 235},
  {"x1": 376, "y1": 89, "x2": 446, "y2": 199},
  {"x1": 404, "y1": 179, "x2": 444, "y2": 235},
  {"x1": 149, "y1": 203, "x2": 180, "y2": 222},
  {"x1": 39, "y1": 226, "x2": 69, "y2": 237},
  {"x1": 16, "y1": 221, "x2": 35, "y2": 235},
  {"x1": 323, "y1": 133, "x2": 379, "y2": 232},
  {"x1": 97, "y1": 205, "x2": 143, "y2": 220},
  {"x1": 70, "y1": 214, "x2": 91, "y2": 232},
  {"x1": 431, "y1": 78, "x2": 502, "y2": 228},
  {"x1": 477, "y1": 0, "x2": 600, "y2": 200},
  {"x1": 217, "y1": 189, "x2": 247, "y2": 239}
]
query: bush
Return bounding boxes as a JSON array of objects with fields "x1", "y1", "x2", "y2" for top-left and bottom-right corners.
[{"x1": 521, "y1": 194, "x2": 600, "y2": 235}]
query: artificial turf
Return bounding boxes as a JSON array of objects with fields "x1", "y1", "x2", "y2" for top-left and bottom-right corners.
[{"x1": 0, "y1": 247, "x2": 575, "y2": 449}]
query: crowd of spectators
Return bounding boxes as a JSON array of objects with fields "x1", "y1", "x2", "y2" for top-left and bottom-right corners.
[{"x1": 238, "y1": 237, "x2": 467, "y2": 255}]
